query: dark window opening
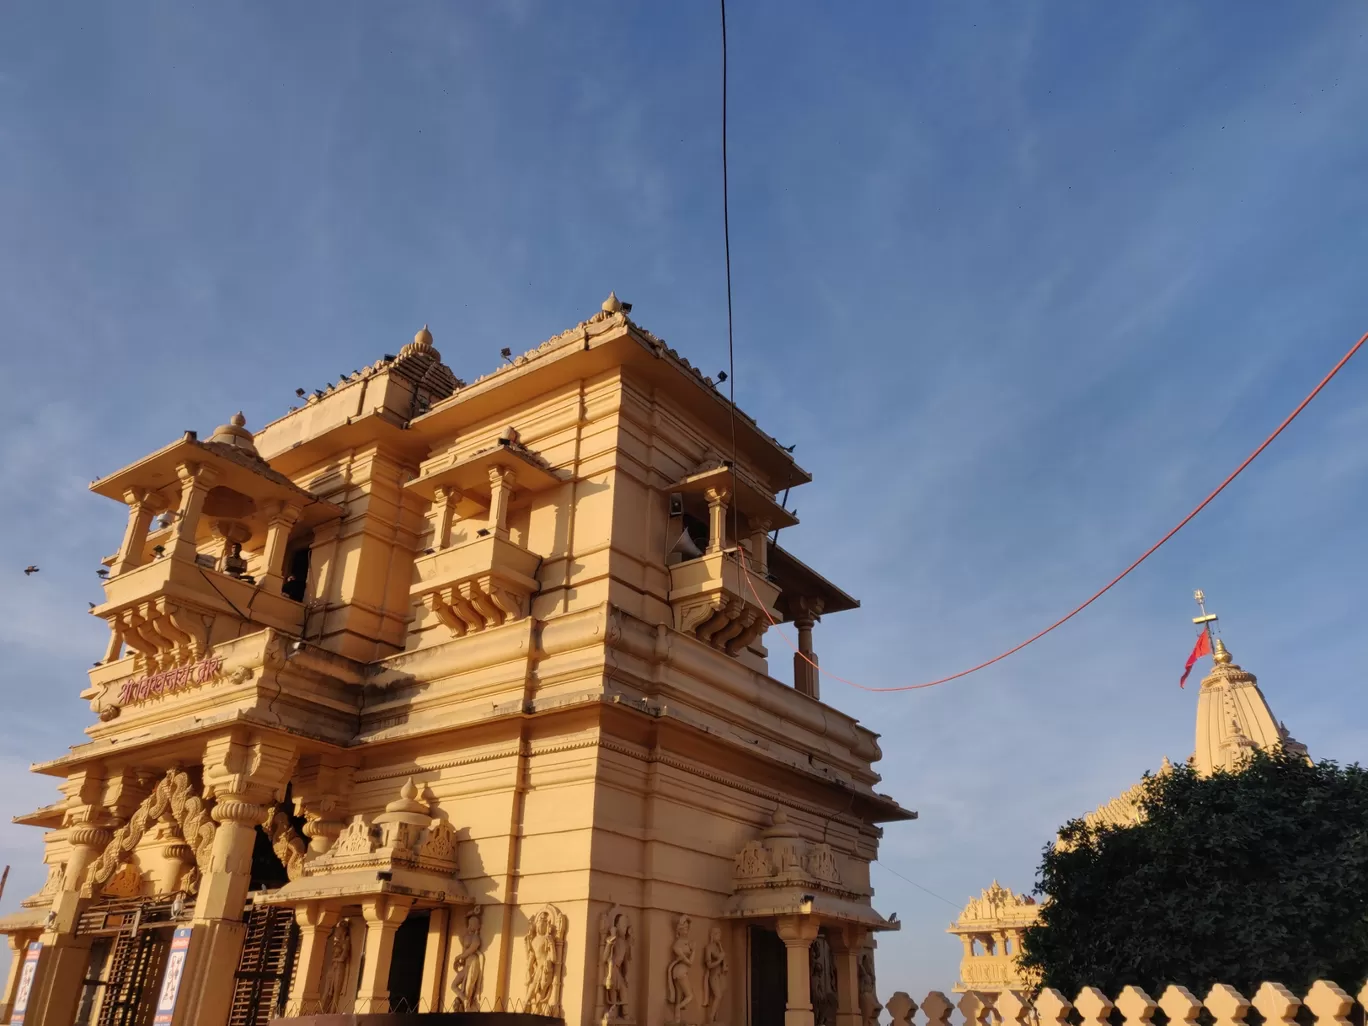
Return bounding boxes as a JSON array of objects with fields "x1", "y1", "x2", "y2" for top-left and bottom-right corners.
[
  {"x1": 282, "y1": 541, "x2": 311, "y2": 602},
  {"x1": 387, "y1": 911, "x2": 429, "y2": 1012}
]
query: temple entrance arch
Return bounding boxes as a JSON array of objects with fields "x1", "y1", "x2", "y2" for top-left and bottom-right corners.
[{"x1": 83, "y1": 766, "x2": 216, "y2": 899}]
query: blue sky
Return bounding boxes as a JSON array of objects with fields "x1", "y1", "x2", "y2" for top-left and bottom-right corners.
[{"x1": 2, "y1": 1, "x2": 1367, "y2": 1000}]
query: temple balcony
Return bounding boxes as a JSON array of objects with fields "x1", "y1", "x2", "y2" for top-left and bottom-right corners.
[
  {"x1": 411, "y1": 535, "x2": 542, "y2": 635},
  {"x1": 88, "y1": 413, "x2": 343, "y2": 675},
  {"x1": 669, "y1": 550, "x2": 782, "y2": 654},
  {"x1": 665, "y1": 462, "x2": 795, "y2": 655},
  {"x1": 405, "y1": 430, "x2": 560, "y2": 638}
]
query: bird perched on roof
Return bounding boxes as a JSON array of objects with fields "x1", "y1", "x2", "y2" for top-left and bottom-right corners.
[{"x1": 23, "y1": 565, "x2": 39, "y2": 575}]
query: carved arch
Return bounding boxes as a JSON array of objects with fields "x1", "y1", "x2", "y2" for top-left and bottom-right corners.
[{"x1": 84, "y1": 767, "x2": 217, "y2": 898}]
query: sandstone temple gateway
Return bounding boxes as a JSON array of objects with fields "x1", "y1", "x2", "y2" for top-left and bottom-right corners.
[{"x1": 0, "y1": 296, "x2": 912, "y2": 1026}]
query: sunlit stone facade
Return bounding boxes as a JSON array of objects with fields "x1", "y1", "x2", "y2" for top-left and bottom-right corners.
[{"x1": 0, "y1": 296, "x2": 911, "y2": 1026}]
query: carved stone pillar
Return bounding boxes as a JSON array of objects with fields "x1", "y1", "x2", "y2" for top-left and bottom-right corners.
[
  {"x1": 0, "y1": 933, "x2": 32, "y2": 1022},
  {"x1": 830, "y1": 928, "x2": 866, "y2": 1026},
  {"x1": 792, "y1": 597, "x2": 824, "y2": 699},
  {"x1": 112, "y1": 487, "x2": 157, "y2": 575},
  {"x1": 169, "y1": 462, "x2": 219, "y2": 562},
  {"x1": 432, "y1": 485, "x2": 461, "y2": 550},
  {"x1": 175, "y1": 734, "x2": 296, "y2": 1026},
  {"x1": 45, "y1": 816, "x2": 114, "y2": 936},
  {"x1": 20, "y1": 936, "x2": 92, "y2": 1026},
  {"x1": 487, "y1": 467, "x2": 515, "y2": 539},
  {"x1": 776, "y1": 916, "x2": 821, "y2": 1026},
  {"x1": 197, "y1": 798, "x2": 267, "y2": 920},
  {"x1": 287, "y1": 903, "x2": 340, "y2": 1016},
  {"x1": 259, "y1": 501, "x2": 303, "y2": 593},
  {"x1": 420, "y1": 908, "x2": 449, "y2": 1014},
  {"x1": 705, "y1": 487, "x2": 731, "y2": 554},
  {"x1": 747, "y1": 517, "x2": 772, "y2": 575},
  {"x1": 195, "y1": 739, "x2": 290, "y2": 923},
  {"x1": 355, "y1": 895, "x2": 414, "y2": 1013}
]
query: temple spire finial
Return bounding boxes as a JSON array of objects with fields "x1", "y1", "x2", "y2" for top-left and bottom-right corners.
[{"x1": 1192, "y1": 589, "x2": 1220, "y2": 661}]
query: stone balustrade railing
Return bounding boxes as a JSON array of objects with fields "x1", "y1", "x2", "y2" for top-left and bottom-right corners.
[{"x1": 886, "y1": 979, "x2": 1366, "y2": 1026}]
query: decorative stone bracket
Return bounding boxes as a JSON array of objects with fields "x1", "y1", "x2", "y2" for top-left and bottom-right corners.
[
  {"x1": 413, "y1": 535, "x2": 541, "y2": 638},
  {"x1": 670, "y1": 551, "x2": 781, "y2": 655},
  {"x1": 110, "y1": 596, "x2": 207, "y2": 673}
]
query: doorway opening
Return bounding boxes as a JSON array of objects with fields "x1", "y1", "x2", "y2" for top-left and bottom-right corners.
[
  {"x1": 387, "y1": 910, "x2": 430, "y2": 1012},
  {"x1": 748, "y1": 926, "x2": 786, "y2": 1026}
]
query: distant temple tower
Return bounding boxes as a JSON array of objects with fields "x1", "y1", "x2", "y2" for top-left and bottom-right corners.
[
  {"x1": 947, "y1": 883, "x2": 1038, "y2": 993},
  {"x1": 0, "y1": 297, "x2": 912, "y2": 1026},
  {"x1": 951, "y1": 597, "x2": 1307, "y2": 990}
]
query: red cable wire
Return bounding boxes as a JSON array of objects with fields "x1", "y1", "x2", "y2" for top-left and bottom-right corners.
[{"x1": 740, "y1": 329, "x2": 1368, "y2": 692}]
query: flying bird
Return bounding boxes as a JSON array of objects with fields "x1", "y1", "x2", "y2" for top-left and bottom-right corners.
[{"x1": 23, "y1": 566, "x2": 39, "y2": 576}]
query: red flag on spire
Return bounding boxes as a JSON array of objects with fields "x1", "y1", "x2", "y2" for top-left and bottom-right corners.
[{"x1": 1180, "y1": 631, "x2": 1212, "y2": 688}]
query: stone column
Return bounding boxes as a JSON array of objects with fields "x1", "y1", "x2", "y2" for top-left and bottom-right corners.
[
  {"x1": 792, "y1": 597, "x2": 823, "y2": 699},
  {"x1": 830, "y1": 928, "x2": 866, "y2": 1026},
  {"x1": 24, "y1": 807, "x2": 105, "y2": 1026},
  {"x1": 705, "y1": 487, "x2": 731, "y2": 554},
  {"x1": 169, "y1": 463, "x2": 219, "y2": 563},
  {"x1": 112, "y1": 488, "x2": 157, "y2": 575},
  {"x1": 0, "y1": 933, "x2": 33, "y2": 1023},
  {"x1": 355, "y1": 895, "x2": 414, "y2": 1013},
  {"x1": 487, "y1": 467, "x2": 515, "y2": 539},
  {"x1": 420, "y1": 908, "x2": 450, "y2": 1013},
  {"x1": 287, "y1": 904, "x2": 339, "y2": 1017},
  {"x1": 20, "y1": 934, "x2": 92, "y2": 1026},
  {"x1": 747, "y1": 517, "x2": 772, "y2": 574},
  {"x1": 432, "y1": 486, "x2": 461, "y2": 550},
  {"x1": 174, "y1": 732, "x2": 296, "y2": 1026},
  {"x1": 776, "y1": 916, "x2": 821, "y2": 1026},
  {"x1": 259, "y1": 502, "x2": 303, "y2": 593}
]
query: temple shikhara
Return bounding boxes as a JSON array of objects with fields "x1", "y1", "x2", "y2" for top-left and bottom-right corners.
[
  {"x1": 949, "y1": 602, "x2": 1306, "y2": 996},
  {"x1": 0, "y1": 295, "x2": 912, "y2": 1026}
]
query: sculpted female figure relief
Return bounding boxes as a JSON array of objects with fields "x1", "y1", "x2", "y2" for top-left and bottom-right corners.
[
  {"x1": 318, "y1": 918, "x2": 352, "y2": 1014},
  {"x1": 450, "y1": 907, "x2": 485, "y2": 1012},
  {"x1": 597, "y1": 905, "x2": 634, "y2": 1023},
  {"x1": 665, "y1": 914, "x2": 696, "y2": 1022},
  {"x1": 702, "y1": 926, "x2": 729, "y2": 1023}
]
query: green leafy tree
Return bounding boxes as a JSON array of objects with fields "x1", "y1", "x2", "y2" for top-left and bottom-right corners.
[{"x1": 1018, "y1": 749, "x2": 1368, "y2": 997}]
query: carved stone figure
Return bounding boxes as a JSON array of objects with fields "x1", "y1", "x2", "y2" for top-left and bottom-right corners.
[
  {"x1": 665, "y1": 914, "x2": 696, "y2": 1021},
  {"x1": 810, "y1": 934, "x2": 837, "y2": 1026},
  {"x1": 702, "y1": 926, "x2": 728, "y2": 1023},
  {"x1": 37, "y1": 862, "x2": 66, "y2": 897},
  {"x1": 857, "y1": 950, "x2": 882, "y2": 1026},
  {"x1": 597, "y1": 905, "x2": 633, "y2": 1022},
  {"x1": 263, "y1": 803, "x2": 308, "y2": 881},
  {"x1": 319, "y1": 918, "x2": 352, "y2": 1014},
  {"x1": 450, "y1": 907, "x2": 485, "y2": 1012},
  {"x1": 525, "y1": 904, "x2": 568, "y2": 1016}
]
